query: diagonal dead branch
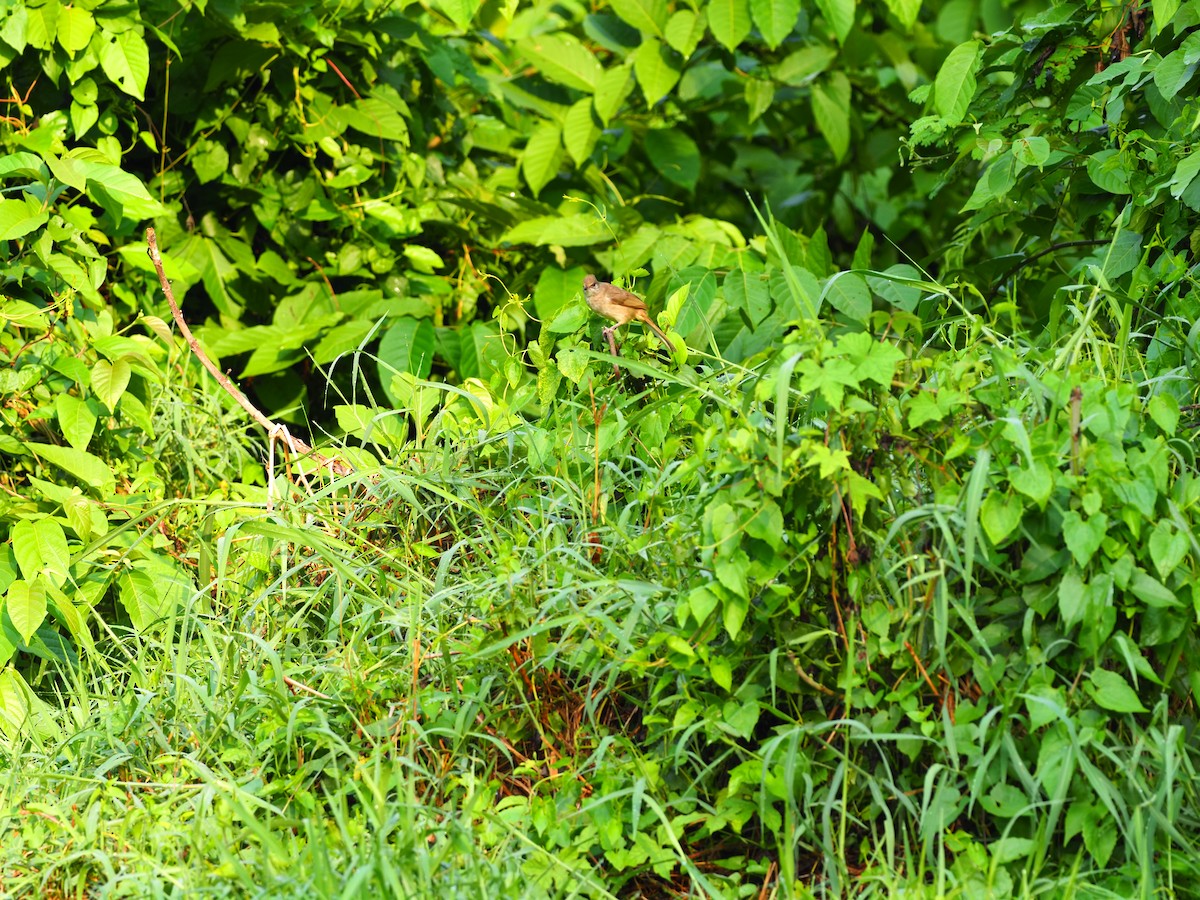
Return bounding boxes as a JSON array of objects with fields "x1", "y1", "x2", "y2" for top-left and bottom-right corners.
[{"x1": 144, "y1": 226, "x2": 353, "y2": 478}]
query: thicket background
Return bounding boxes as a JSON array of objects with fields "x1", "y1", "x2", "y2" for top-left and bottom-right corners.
[{"x1": 2, "y1": 0, "x2": 1200, "y2": 896}]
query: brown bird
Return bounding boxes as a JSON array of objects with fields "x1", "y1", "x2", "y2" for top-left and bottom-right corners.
[{"x1": 582, "y1": 274, "x2": 672, "y2": 372}]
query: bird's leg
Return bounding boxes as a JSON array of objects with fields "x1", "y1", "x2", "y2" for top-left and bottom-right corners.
[{"x1": 602, "y1": 325, "x2": 621, "y2": 375}]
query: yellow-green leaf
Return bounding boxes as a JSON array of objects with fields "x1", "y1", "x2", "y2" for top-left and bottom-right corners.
[
  {"x1": 633, "y1": 38, "x2": 681, "y2": 106},
  {"x1": 521, "y1": 120, "x2": 563, "y2": 197},
  {"x1": 91, "y1": 357, "x2": 131, "y2": 412},
  {"x1": 708, "y1": 0, "x2": 752, "y2": 51}
]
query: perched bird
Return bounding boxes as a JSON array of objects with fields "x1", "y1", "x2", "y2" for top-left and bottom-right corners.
[{"x1": 583, "y1": 274, "x2": 672, "y2": 372}]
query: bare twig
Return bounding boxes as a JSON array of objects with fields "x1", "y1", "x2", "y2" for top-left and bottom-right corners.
[
  {"x1": 282, "y1": 674, "x2": 331, "y2": 700},
  {"x1": 144, "y1": 226, "x2": 353, "y2": 477}
]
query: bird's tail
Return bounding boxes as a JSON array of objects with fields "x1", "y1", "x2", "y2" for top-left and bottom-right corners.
[{"x1": 643, "y1": 315, "x2": 673, "y2": 349}]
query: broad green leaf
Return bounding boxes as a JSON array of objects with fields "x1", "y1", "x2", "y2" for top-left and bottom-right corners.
[
  {"x1": 745, "y1": 78, "x2": 774, "y2": 123},
  {"x1": 1130, "y1": 569, "x2": 1180, "y2": 608},
  {"x1": 1147, "y1": 393, "x2": 1179, "y2": 436},
  {"x1": 773, "y1": 46, "x2": 838, "y2": 84},
  {"x1": 501, "y1": 213, "x2": 612, "y2": 247},
  {"x1": 1168, "y1": 148, "x2": 1200, "y2": 199},
  {"x1": 980, "y1": 490, "x2": 1023, "y2": 545},
  {"x1": 664, "y1": 9, "x2": 705, "y2": 57},
  {"x1": 609, "y1": 0, "x2": 668, "y2": 36},
  {"x1": 342, "y1": 97, "x2": 410, "y2": 143},
  {"x1": 644, "y1": 128, "x2": 700, "y2": 190},
  {"x1": 723, "y1": 268, "x2": 771, "y2": 323},
  {"x1": 556, "y1": 347, "x2": 589, "y2": 383},
  {"x1": 4, "y1": 580, "x2": 46, "y2": 644},
  {"x1": 708, "y1": 0, "x2": 752, "y2": 51},
  {"x1": 519, "y1": 33, "x2": 603, "y2": 92},
  {"x1": 534, "y1": 266, "x2": 588, "y2": 320},
  {"x1": 76, "y1": 159, "x2": 165, "y2": 222},
  {"x1": 56, "y1": 4, "x2": 94, "y2": 55},
  {"x1": 91, "y1": 358, "x2": 131, "y2": 412},
  {"x1": 1013, "y1": 135, "x2": 1050, "y2": 167},
  {"x1": 1057, "y1": 568, "x2": 1085, "y2": 627},
  {"x1": 593, "y1": 64, "x2": 635, "y2": 125},
  {"x1": 434, "y1": 0, "x2": 481, "y2": 30},
  {"x1": 55, "y1": 395, "x2": 97, "y2": 451},
  {"x1": 0, "y1": 196, "x2": 48, "y2": 241},
  {"x1": 750, "y1": 0, "x2": 800, "y2": 49},
  {"x1": 709, "y1": 656, "x2": 733, "y2": 691},
  {"x1": 811, "y1": 72, "x2": 851, "y2": 161},
  {"x1": 723, "y1": 593, "x2": 749, "y2": 639},
  {"x1": 564, "y1": 99, "x2": 601, "y2": 166},
  {"x1": 521, "y1": 120, "x2": 563, "y2": 197},
  {"x1": 1062, "y1": 510, "x2": 1107, "y2": 567},
  {"x1": 1151, "y1": 0, "x2": 1180, "y2": 36},
  {"x1": 98, "y1": 27, "x2": 150, "y2": 100},
  {"x1": 378, "y1": 316, "x2": 436, "y2": 387},
  {"x1": 117, "y1": 568, "x2": 161, "y2": 632},
  {"x1": 882, "y1": 0, "x2": 921, "y2": 29},
  {"x1": 1086, "y1": 149, "x2": 1131, "y2": 194},
  {"x1": 823, "y1": 270, "x2": 870, "y2": 322},
  {"x1": 1010, "y1": 460, "x2": 1052, "y2": 508},
  {"x1": 11, "y1": 519, "x2": 69, "y2": 586},
  {"x1": 813, "y1": 0, "x2": 855, "y2": 43},
  {"x1": 633, "y1": 38, "x2": 682, "y2": 106},
  {"x1": 25, "y1": 443, "x2": 116, "y2": 494},
  {"x1": 934, "y1": 40, "x2": 979, "y2": 126},
  {"x1": 0, "y1": 667, "x2": 60, "y2": 740},
  {"x1": 1086, "y1": 669, "x2": 1147, "y2": 713}
]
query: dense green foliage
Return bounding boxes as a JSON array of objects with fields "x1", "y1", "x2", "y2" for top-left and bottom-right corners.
[{"x1": 3, "y1": 0, "x2": 1200, "y2": 896}]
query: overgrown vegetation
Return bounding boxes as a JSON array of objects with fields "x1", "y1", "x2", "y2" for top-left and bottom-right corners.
[{"x1": 3, "y1": 0, "x2": 1200, "y2": 896}]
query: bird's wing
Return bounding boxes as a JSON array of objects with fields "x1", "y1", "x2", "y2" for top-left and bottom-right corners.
[{"x1": 609, "y1": 289, "x2": 648, "y2": 311}]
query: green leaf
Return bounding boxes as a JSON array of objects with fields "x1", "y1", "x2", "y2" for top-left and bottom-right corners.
[
  {"x1": 774, "y1": 46, "x2": 838, "y2": 84},
  {"x1": 1147, "y1": 393, "x2": 1180, "y2": 436},
  {"x1": 4, "y1": 580, "x2": 46, "y2": 645},
  {"x1": 811, "y1": 72, "x2": 851, "y2": 161},
  {"x1": 76, "y1": 159, "x2": 165, "y2": 222},
  {"x1": 90, "y1": 358, "x2": 131, "y2": 412},
  {"x1": 593, "y1": 64, "x2": 635, "y2": 125},
  {"x1": 1062, "y1": 510, "x2": 1107, "y2": 567},
  {"x1": 1057, "y1": 569, "x2": 1086, "y2": 627},
  {"x1": 0, "y1": 196, "x2": 48, "y2": 241},
  {"x1": 813, "y1": 0, "x2": 855, "y2": 43},
  {"x1": 609, "y1": 0, "x2": 668, "y2": 36},
  {"x1": 1086, "y1": 669, "x2": 1148, "y2": 713},
  {"x1": 556, "y1": 347, "x2": 590, "y2": 383},
  {"x1": 501, "y1": 213, "x2": 612, "y2": 247},
  {"x1": 434, "y1": 0, "x2": 481, "y2": 30},
  {"x1": 745, "y1": 78, "x2": 775, "y2": 123},
  {"x1": 378, "y1": 316, "x2": 436, "y2": 396},
  {"x1": 709, "y1": 656, "x2": 733, "y2": 691},
  {"x1": 707, "y1": 0, "x2": 752, "y2": 51},
  {"x1": 24, "y1": 443, "x2": 116, "y2": 494},
  {"x1": 664, "y1": 9, "x2": 705, "y2": 57},
  {"x1": 750, "y1": 0, "x2": 800, "y2": 49},
  {"x1": 55, "y1": 395, "x2": 98, "y2": 451},
  {"x1": 1130, "y1": 568, "x2": 1180, "y2": 608},
  {"x1": 534, "y1": 266, "x2": 588, "y2": 321},
  {"x1": 56, "y1": 4, "x2": 94, "y2": 55},
  {"x1": 644, "y1": 128, "x2": 700, "y2": 190},
  {"x1": 633, "y1": 38, "x2": 682, "y2": 106},
  {"x1": 98, "y1": 27, "x2": 149, "y2": 100},
  {"x1": 980, "y1": 490, "x2": 1023, "y2": 545},
  {"x1": 522, "y1": 120, "x2": 563, "y2": 198},
  {"x1": 823, "y1": 271, "x2": 870, "y2": 322},
  {"x1": 882, "y1": 0, "x2": 921, "y2": 30},
  {"x1": 519, "y1": 33, "x2": 604, "y2": 92},
  {"x1": 1086, "y1": 149, "x2": 1131, "y2": 195},
  {"x1": 1013, "y1": 135, "x2": 1050, "y2": 168},
  {"x1": 934, "y1": 40, "x2": 979, "y2": 126},
  {"x1": 11, "y1": 519, "x2": 69, "y2": 586},
  {"x1": 564, "y1": 100, "x2": 601, "y2": 167},
  {"x1": 1010, "y1": 460, "x2": 1052, "y2": 508}
]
